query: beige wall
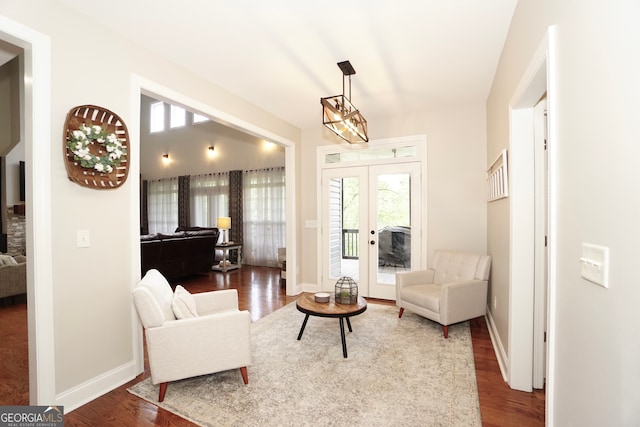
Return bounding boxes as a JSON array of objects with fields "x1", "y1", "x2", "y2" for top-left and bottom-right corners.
[
  {"x1": 0, "y1": 56, "x2": 22, "y2": 212},
  {"x1": 299, "y1": 104, "x2": 488, "y2": 287},
  {"x1": 0, "y1": 0, "x2": 300, "y2": 407},
  {"x1": 487, "y1": 0, "x2": 640, "y2": 424}
]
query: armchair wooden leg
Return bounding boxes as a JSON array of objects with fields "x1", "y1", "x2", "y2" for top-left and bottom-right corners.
[
  {"x1": 158, "y1": 382, "x2": 168, "y2": 402},
  {"x1": 398, "y1": 308, "x2": 404, "y2": 318},
  {"x1": 240, "y1": 366, "x2": 248, "y2": 384},
  {"x1": 443, "y1": 325, "x2": 449, "y2": 339}
]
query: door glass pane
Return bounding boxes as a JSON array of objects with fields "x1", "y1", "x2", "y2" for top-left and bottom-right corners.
[
  {"x1": 328, "y1": 177, "x2": 360, "y2": 281},
  {"x1": 377, "y1": 173, "x2": 411, "y2": 284},
  {"x1": 324, "y1": 146, "x2": 418, "y2": 164}
]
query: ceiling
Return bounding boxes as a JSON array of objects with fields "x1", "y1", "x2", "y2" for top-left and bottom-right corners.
[
  {"x1": 0, "y1": 39, "x2": 21, "y2": 67},
  {"x1": 54, "y1": 1, "x2": 517, "y2": 131}
]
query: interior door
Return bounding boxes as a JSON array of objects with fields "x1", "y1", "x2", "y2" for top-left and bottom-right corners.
[{"x1": 321, "y1": 162, "x2": 421, "y2": 299}]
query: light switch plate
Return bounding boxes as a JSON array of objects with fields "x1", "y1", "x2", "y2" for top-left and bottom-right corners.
[{"x1": 580, "y1": 243, "x2": 609, "y2": 288}]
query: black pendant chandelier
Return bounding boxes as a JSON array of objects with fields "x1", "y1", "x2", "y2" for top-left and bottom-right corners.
[{"x1": 321, "y1": 60, "x2": 368, "y2": 144}]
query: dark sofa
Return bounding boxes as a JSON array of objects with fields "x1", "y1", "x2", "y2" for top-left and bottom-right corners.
[{"x1": 140, "y1": 227, "x2": 219, "y2": 281}]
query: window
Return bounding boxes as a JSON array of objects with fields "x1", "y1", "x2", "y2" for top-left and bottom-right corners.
[
  {"x1": 170, "y1": 105, "x2": 186, "y2": 129},
  {"x1": 147, "y1": 177, "x2": 179, "y2": 234},
  {"x1": 149, "y1": 102, "x2": 165, "y2": 133},
  {"x1": 190, "y1": 173, "x2": 229, "y2": 227},
  {"x1": 325, "y1": 146, "x2": 417, "y2": 164},
  {"x1": 150, "y1": 101, "x2": 208, "y2": 132},
  {"x1": 243, "y1": 168, "x2": 286, "y2": 267},
  {"x1": 193, "y1": 113, "x2": 209, "y2": 124}
]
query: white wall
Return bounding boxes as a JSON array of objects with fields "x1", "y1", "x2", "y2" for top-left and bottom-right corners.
[
  {"x1": 487, "y1": 0, "x2": 640, "y2": 424},
  {"x1": 299, "y1": 104, "x2": 488, "y2": 287},
  {"x1": 139, "y1": 95, "x2": 284, "y2": 180},
  {"x1": 0, "y1": 0, "x2": 300, "y2": 409}
]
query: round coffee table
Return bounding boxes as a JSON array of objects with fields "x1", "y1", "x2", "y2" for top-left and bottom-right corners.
[{"x1": 295, "y1": 293, "x2": 367, "y2": 358}]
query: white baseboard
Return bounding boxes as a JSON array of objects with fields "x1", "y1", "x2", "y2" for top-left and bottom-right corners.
[
  {"x1": 485, "y1": 307, "x2": 509, "y2": 382},
  {"x1": 57, "y1": 360, "x2": 138, "y2": 412},
  {"x1": 301, "y1": 282, "x2": 321, "y2": 294}
]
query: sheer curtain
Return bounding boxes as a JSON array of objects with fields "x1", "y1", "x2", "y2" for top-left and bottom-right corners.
[
  {"x1": 147, "y1": 177, "x2": 179, "y2": 234},
  {"x1": 190, "y1": 172, "x2": 229, "y2": 228},
  {"x1": 243, "y1": 167, "x2": 286, "y2": 267}
]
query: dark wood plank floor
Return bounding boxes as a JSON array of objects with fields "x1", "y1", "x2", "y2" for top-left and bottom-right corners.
[{"x1": 0, "y1": 266, "x2": 545, "y2": 426}]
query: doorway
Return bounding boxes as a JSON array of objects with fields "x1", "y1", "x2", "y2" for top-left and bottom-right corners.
[
  {"x1": 0, "y1": 15, "x2": 56, "y2": 405},
  {"x1": 318, "y1": 139, "x2": 425, "y2": 300},
  {"x1": 507, "y1": 27, "x2": 556, "y2": 397}
]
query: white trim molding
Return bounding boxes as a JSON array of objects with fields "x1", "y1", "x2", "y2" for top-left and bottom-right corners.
[{"x1": 0, "y1": 14, "x2": 56, "y2": 406}]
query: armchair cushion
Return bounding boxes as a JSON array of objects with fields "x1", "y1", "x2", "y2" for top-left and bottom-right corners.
[
  {"x1": 401, "y1": 284, "x2": 440, "y2": 313},
  {"x1": 0, "y1": 255, "x2": 18, "y2": 265},
  {"x1": 172, "y1": 285, "x2": 199, "y2": 319}
]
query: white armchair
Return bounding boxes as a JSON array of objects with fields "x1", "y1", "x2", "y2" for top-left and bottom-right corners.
[
  {"x1": 132, "y1": 269, "x2": 252, "y2": 401},
  {"x1": 396, "y1": 250, "x2": 491, "y2": 338}
]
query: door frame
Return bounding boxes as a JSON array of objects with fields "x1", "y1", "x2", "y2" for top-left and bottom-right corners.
[
  {"x1": 533, "y1": 97, "x2": 548, "y2": 389},
  {"x1": 316, "y1": 135, "x2": 428, "y2": 295},
  {"x1": 507, "y1": 27, "x2": 557, "y2": 410},
  {"x1": 0, "y1": 15, "x2": 55, "y2": 405}
]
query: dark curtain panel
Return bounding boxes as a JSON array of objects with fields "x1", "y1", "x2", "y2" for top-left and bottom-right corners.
[
  {"x1": 178, "y1": 175, "x2": 191, "y2": 229},
  {"x1": 229, "y1": 170, "x2": 243, "y2": 245},
  {"x1": 141, "y1": 179, "x2": 148, "y2": 235}
]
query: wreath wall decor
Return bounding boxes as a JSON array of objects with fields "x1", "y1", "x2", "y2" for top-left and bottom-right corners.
[{"x1": 63, "y1": 105, "x2": 130, "y2": 189}]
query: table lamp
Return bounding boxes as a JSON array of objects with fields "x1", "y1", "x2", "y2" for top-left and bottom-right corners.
[{"x1": 217, "y1": 216, "x2": 231, "y2": 244}]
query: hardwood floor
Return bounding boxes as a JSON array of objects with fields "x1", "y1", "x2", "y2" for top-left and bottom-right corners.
[{"x1": 0, "y1": 266, "x2": 545, "y2": 426}]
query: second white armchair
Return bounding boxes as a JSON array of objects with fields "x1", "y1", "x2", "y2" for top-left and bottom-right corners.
[{"x1": 396, "y1": 250, "x2": 491, "y2": 338}]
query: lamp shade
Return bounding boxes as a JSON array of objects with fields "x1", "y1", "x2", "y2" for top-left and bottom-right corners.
[{"x1": 217, "y1": 217, "x2": 231, "y2": 230}]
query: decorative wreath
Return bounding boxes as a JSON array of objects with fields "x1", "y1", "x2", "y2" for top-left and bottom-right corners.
[{"x1": 66, "y1": 123, "x2": 127, "y2": 173}]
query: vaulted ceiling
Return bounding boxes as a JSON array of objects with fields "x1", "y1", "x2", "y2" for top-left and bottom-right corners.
[{"x1": 59, "y1": 1, "x2": 517, "y2": 130}]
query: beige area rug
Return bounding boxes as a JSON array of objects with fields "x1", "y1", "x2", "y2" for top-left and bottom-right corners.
[{"x1": 128, "y1": 302, "x2": 481, "y2": 427}]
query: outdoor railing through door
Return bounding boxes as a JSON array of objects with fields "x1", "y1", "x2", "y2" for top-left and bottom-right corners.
[{"x1": 342, "y1": 228, "x2": 359, "y2": 259}]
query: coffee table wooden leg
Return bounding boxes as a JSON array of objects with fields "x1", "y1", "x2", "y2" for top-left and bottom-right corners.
[
  {"x1": 339, "y1": 317, "x2": 348, "y2": 358},
  {"x1": 297, "y1": 314, "x2": 310, "y2": 340}
]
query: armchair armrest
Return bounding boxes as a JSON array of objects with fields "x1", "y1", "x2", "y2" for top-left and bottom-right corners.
[
  {"x1": 396, "y1": 269, "x2": 435, "y2": 289},
  {"x1": 439, "y1": 280, "x2": 488, "y2": 325},
  {"x1": 192, "y1": 288, "x2": 239, "y2": 315}
]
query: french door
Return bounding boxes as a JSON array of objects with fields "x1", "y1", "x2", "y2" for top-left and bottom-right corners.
[{"x1": 321, "y1": 162, "x2": 422, "y2": 299}]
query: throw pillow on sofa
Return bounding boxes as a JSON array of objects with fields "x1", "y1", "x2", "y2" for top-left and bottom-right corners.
[
  {"x1": 0, "y1": 255, "x2": 17, "y2": 266},
  {"x1": 172, "y1": 285, "x2": 199, "y2": 319}
]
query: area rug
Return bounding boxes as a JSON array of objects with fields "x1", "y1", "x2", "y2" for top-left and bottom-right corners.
[{"x1": 127, "y1": 302, "x2": 481, "y2": 427}]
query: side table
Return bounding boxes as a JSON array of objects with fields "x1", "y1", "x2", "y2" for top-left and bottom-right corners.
[{"x1": 212, "y1": 243, "x2": 243, "y2": 272}]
